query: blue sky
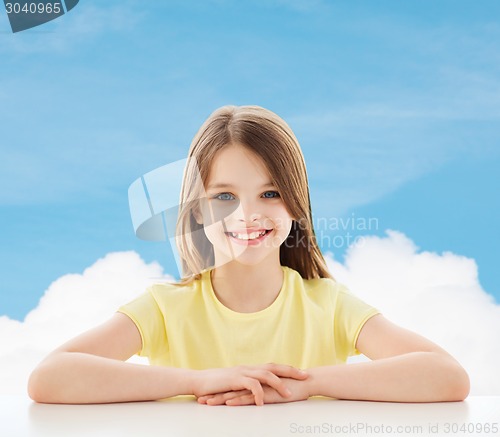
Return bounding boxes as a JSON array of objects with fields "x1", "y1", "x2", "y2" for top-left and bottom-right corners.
[{"x1": 1, "y1": 0, "x2": 499, "y2": 320}]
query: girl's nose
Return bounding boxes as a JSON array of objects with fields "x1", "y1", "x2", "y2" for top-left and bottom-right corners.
[{"x1": 233, "y1": 200, "x2": 262, "y2": 223}]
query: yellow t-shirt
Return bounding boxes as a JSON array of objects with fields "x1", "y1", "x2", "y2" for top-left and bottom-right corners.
[{"x1": 118, "y1": 266, "x2": 380, "y2": 369}]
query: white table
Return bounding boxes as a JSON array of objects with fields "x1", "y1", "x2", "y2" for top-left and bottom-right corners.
[{"x1": 1, "y1": 395, "x2": 499, "y2": 437}]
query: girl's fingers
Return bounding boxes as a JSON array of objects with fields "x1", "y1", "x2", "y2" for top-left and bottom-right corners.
[
  {"x1": 197, "y1": 395, "x2": 215, "y2": 403},
  {"x1": 197, "y1": 365, "x2": 304, "y2": 406},
  {"x1": 243, "y1": 377, "x2": 264, "y2": 406},
  {"x1": 202, "y1": 390, "x2": 250, "y2": 405},
  {"x1": 247, "y1": 369, "x2": 292, "y2": 398},
  {"x1": 263, "y1": 363, "x2": 308, "y2": 380},
  {"x1": 226, "y1": 393, "x2": 256, "y2": 406}
]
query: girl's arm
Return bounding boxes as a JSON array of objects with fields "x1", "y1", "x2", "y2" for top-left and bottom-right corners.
[
  {"x1": 28, "y1": 312, "x2": 306, "y2": 404},
  {"x1": 307, "y1": 314, "x2": 470, "y2": 402},
  {"x1": 199, "y1": 314, "x2": 469, "y2": 405},
  {"x1": 28, "y1": 312, "x2": 190, "y2": 404}
]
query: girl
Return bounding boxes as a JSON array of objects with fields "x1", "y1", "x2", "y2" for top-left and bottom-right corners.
[{"x1": 28, "y1": 105, "x2": 470, "y2": 406}]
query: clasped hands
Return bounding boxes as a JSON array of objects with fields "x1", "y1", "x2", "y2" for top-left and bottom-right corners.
[{"x1": 191, "y1": 363, "x2": 311, "y2": 406}]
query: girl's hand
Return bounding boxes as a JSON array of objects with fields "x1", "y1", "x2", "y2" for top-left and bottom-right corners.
[
  {"x1": 197, "y1": 376, "x2": 310, "y2": 406},
  {"x1": 190, "y1": 363, "x2": 308, "y2": 406}
]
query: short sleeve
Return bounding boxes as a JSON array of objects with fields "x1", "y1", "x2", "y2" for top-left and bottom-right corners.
[
  {"x1": 117, "y1": 288, "x2": 168, "y2": 359},
  {"x1": 333, "y1": 284, "x2": 380, "y2": 359}
]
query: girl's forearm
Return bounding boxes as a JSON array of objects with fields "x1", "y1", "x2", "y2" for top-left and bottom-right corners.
[
  {"x1": 307, "y1": 352, "x2": 470, "y2": 403},
  {"x1": 28, "y1": 352, "x2": 193, "y2": 404}
]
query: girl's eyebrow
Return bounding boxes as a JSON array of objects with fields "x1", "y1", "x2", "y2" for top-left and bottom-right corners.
[{"x1": 206, "y1": 182, "x2": 276, "y2": 190}]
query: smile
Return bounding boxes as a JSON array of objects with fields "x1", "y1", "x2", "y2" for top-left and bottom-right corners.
[{"x1": 224, "y1": 229, "x2": 273, "y2": 242}]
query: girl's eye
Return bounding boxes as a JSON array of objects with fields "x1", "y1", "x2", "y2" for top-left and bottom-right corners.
[
  {"x1": 213, "y1": 193, "x2": 235, "y2": 201},
  {"x1": 262, "y1": 191, "x2": 280, "y2": 199},
  {"x1": 212, "y1": 191, "x2": 280, "y2": 201}
]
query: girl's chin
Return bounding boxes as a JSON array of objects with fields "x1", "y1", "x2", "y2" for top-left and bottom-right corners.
[{"x1": 212, "y1": 246, "x2": 282, "y2": 267}]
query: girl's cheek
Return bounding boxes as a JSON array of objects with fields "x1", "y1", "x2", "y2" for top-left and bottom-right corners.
[
  {"x1": 203, "y1": 223, "x2": 227, "y2": 245},
  {"x1": 266, "y1": 204, "x2": 292, "y2": 219},
  {"x1": 270, "y1": 234, "x2": 284, "y2": 247}
]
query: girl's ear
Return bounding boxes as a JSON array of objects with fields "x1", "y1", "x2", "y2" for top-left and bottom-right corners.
[{"x1": 192, "y1": 205, "x2": 203, "y2": 225}]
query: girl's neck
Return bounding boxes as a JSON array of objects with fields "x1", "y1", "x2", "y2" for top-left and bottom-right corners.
[{"x1": 210, "y1": 260, "x2": 284, "y2": 313}]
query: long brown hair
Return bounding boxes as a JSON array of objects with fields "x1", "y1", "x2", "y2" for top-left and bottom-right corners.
[{"x1": 175, "y1": 105, "x2": 333, "y2": 283}]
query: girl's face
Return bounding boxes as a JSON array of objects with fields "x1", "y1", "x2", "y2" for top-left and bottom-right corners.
[{"x1": 196, "y1": 144, "x2": 294, "y2": 268}]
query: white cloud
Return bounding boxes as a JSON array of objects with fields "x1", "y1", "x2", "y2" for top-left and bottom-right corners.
[
  {"x1": 335, "y1": 230, "x2": 500, "y2": 395},
  {"x1": 1, "y1": 232, "x2": 497, "y2": 396},
  {"x1": 0, "y1": 251, "x2": 169, "y2": 395}
]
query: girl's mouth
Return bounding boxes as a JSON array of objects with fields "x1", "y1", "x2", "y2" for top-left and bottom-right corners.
[{"x1": 224, "y1": 229, "x2": 273, "y2": 245}]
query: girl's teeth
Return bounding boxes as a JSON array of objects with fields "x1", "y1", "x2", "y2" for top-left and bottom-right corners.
[{"x1": 230, "y1": 230, "x2": 267, "y2": 240}]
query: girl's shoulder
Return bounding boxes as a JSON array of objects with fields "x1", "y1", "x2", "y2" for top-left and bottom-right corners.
[
  {"x1": 286, "y1": 266, "x2": 348, "y2": 296},
  {"x1": 148, "y1": 278, "x2": 201, "y2": 294},
  {"x1": 119, "y1": 276, "x2": 203, "y2": 320},
  {"x1": 285, "y1": 266, "x2": 333, "y2": 286},
  {"x1": 146, "y1": 276, "x2": 202, "y2": 301},
  {"x1": 295, "y1": 272, "x2": 376, "y2": 316}
]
